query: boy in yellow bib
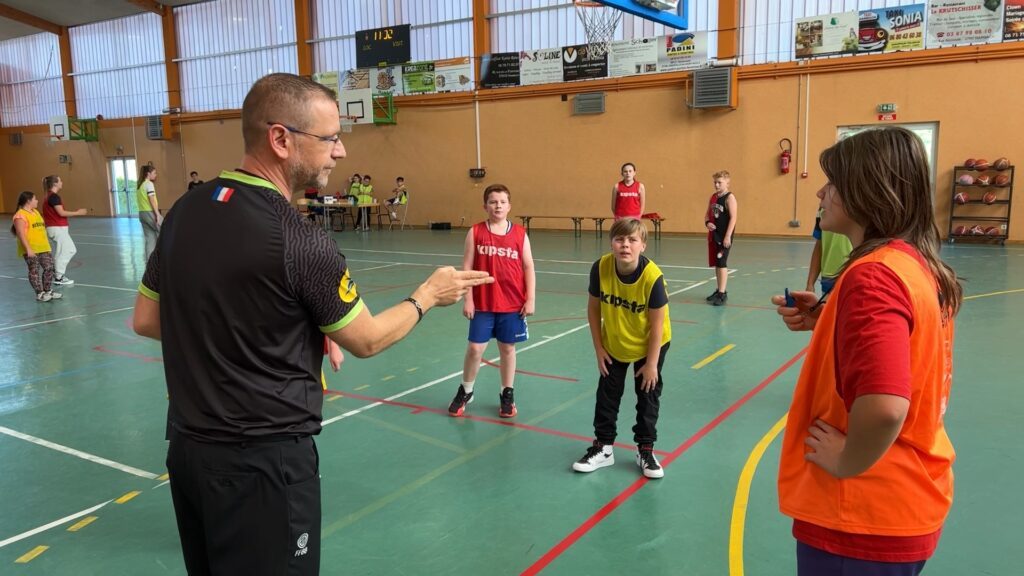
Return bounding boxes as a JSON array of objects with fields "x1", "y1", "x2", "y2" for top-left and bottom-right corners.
[{"x1": 573, "y1": 218, "x2": 671, "y2": 479}]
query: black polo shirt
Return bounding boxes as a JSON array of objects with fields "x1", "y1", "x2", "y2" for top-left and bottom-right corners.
[{"x1": 140, "y1": 170, "x2": 362, "y2": 442}]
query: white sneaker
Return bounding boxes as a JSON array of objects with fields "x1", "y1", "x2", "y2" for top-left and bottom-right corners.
[
  {"x1": 47, "y1": 291, "x2": 63, "y2": 300},
  {"x1": 54, "y1": 276, "x2": 74, "y2": 285},
  {"x1": 37, "y1": 292, "x2": 52, "y2": 302},
  {"x1": 573, "y1": 442, "x2": 614, "y2": 473},
  {"x1": 636, "y1": 447, "x2": 664, "y2": 479}
]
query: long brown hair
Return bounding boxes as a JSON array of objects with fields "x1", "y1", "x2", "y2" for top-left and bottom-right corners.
[{"x1": 820, "y1": 127, "x2": 962, "y2": 316}]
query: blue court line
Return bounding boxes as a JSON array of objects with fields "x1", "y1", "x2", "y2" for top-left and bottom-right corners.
[{"x1": 0, "y1": 360, "x2": 127, "y2": 390}]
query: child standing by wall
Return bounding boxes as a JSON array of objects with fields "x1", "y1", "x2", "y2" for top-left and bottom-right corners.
[
  {"x1": 573, "y1": 218, "x2": 671, "y2": 479},
  {"x1": 448, "y1": 184, "x2": 536, "y2": 418},
  {"x1": 704, "y1": 170, "x2": 737, "y2": 306},
  {"x1": 11, "y1": 191, "x2": 62, "y2": 301},
  {"x1": 611, "y1": 162, "x2": 645, "y2": 221}
]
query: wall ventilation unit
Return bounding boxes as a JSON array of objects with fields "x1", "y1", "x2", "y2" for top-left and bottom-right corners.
[
  {"x1": 573, "y1": 92, "x2": 605, "y2": 115},
  {"x1": 146, "y1": 115, "x2": 164, "y2": 140},
  {"x1": 690, "y1": 67, "x2": 737, "y2": 109}
]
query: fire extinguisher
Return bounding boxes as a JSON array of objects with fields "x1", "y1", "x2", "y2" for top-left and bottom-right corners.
[{"x1": 779, "y1": 138, "x2": 793, "y2": 175}]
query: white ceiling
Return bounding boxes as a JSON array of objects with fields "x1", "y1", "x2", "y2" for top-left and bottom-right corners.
[{"x1": 0, "y1": 1, "x2": 200, "y2": 41}]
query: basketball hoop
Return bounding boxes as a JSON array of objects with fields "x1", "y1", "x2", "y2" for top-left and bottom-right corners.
[
  {"x1": 340, "y1": 115, "x2": 359, "y2": 134},
  {"x1": 574, "y1": 1, "x2": 623, "y2": 58}
]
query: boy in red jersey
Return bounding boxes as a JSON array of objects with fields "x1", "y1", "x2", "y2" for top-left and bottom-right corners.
[
  {"x1": 611, "y1": 162, "x2": 646, "y2": 220},
  {"x1": 448, "y1": 184, "x2": 536, "y2": 418}
]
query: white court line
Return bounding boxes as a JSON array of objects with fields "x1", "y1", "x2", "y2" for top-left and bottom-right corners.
[
  {"x1": 341, "y1": 248, "x2": 714, "y2": 270},
  {"x1": 321, "y1": 279, "x2": 710, "y2": 426},
  {"x1": 0, "y1": 306, "x2": 135, "y2": 332},
  {"x1": 0, "y1": 274, "x2": 137, "y2": 292},
  {"x1": 355, "y1": 263, "x2": 400, "y2": 272},
  {"x1": 0, "y1": 426, "x2": 159, "y2": 480},
  {"x1": 0, "y1": 499, "x2": 113, "y2": 549}
]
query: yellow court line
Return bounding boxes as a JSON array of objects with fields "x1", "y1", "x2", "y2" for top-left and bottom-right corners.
[
  {"x1": 354, "y1": 384, "x2": 370, "y2": 391},
  {"x1": 114, "y1": 491, "x2": 141, "y2": 504},
  {"x1": 381, "y1": 375, "x2": 395, "y2": 381},
  {"x1": 692, "y1": 344, "x2": 736, "y2": 370},
  {"x1": 729, "y1": 413, "x2": 788, "y2": 576},
  {"x1": 157, "y1": 473, "x2": 169, "y2": 481},
  {"x1": 15, "y1": 545, "x2": 49, "y2": 563},
  {"x1": 326, "y1": 394, "x2": 343, "y2": 402},
  {"x1": 406, "y1": 367, "x2": 419, "y2": 373},
  {"x1": 67, "y1": 516, "x2": 98, "y2": 532},
  {"x1": 964, "y1": 288, "x2": 1024, "y2": 300}
]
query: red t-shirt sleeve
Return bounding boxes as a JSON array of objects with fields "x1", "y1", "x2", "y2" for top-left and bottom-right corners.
[{"x1": 833, "y1": 262, "x2": 915, "y2": 411}]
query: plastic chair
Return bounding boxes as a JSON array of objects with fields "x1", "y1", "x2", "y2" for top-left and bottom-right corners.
[{"x1": 381, "y1": 192, "x2": 409, "y2": 230}]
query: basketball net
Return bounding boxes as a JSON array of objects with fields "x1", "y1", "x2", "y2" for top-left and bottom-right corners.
[
  {"x1": 340, "y1": 115, "x2": 357, "y2": 133},
  {"x1": 574, "y1": 1, "x2": 622, "y2": 58}
]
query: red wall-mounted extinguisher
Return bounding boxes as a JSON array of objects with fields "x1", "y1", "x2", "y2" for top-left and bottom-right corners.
[{"x1": 779, "y1": 138, "x2": 793, "y2": 175}]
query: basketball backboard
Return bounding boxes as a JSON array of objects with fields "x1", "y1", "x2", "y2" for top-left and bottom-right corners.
[{"x1": 590, "y1": 0, "x2": 688, "y2": 30}]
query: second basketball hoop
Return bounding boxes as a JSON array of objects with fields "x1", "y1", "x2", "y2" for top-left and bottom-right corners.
[{"x1": 574, "y1": 1, "x2": 623, "y2": 58}]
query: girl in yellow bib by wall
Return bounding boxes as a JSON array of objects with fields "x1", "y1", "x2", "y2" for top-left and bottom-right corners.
[{"x1": 11, "y1": 191, "x2": 62, "y2": 302}]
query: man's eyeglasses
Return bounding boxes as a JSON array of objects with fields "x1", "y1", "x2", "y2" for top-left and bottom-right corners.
[{"x1": 266, "y1": 122, "x2": 341, "y2": 144}]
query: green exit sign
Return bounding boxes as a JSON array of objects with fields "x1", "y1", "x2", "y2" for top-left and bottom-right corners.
[{"x1": 877, "y1": 103, "x2": 897, "y2": 113}]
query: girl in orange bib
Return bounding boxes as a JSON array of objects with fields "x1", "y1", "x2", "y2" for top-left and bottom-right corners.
[{"x1": 773, "y1": 127, "x2": 962, "y2": 575}]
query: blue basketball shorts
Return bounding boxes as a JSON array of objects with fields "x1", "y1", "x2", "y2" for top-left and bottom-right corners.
[{"x1": 468, "y1": 311, "x2": 529, "y2": 344}]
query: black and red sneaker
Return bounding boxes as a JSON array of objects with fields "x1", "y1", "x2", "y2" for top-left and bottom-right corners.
[
  {"x1": 448, "y1": 385, "x2": 474, "y2": 417},
  {"x1": 499, "y1": 387, "x2": 517, "y2": 418}
]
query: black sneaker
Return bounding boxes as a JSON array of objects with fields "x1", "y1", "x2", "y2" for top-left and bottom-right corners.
[
  {"x1": 499, "y1": 387, "x2": 517, "y2": 418},
  {"x1": 448, "y1": 385, "x2": 474, "y2": 417},
  {"x1": 712, "y1": 291, "x2": 728, "y2": 306},
  {"x1": 636, "y1": 445, "x2": 664, "y2": 479},
  {"x1": 705, "y1": 290, "x2": 721, "y2": 302}
]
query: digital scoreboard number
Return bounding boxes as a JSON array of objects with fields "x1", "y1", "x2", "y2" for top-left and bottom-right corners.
[{"x1": 355, "y1": 24, "x2": 411, "y2": 68}]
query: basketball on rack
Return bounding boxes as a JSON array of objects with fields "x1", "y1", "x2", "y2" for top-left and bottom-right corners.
[
  {"x1": 957, "y1": 174, "x2": 975, "y2": 185},
  {"x1": 953, "y1": 192, "x2": 969, "y2": 204},
  {"x1": 973, "y1": 159, "x2": 991, "y2": 171},
  {"x1": 953, "y1": 225, "x2": 968, "y2": 235},
  {"x1": 964, "y1": 158, "x2": 976, "y2": 168},
  {"x1": 976, "y1": 174, "x2": 991, "y2": 186},
  {"x1": 986, "y1": 226, "x2": 1002, "y2": 236},
  {"x1": 970, "y1": 225, "x2": 986, "y2": 235},
  {"x1": 994, "y1": 174, "x2": 1011, "y2": 187},
  {"x1": 983, "y1": 192, "x2": 998, "y2": 204},
  {"x1": 993, "y1": 157, "x2": 1010, "y2": 170}
]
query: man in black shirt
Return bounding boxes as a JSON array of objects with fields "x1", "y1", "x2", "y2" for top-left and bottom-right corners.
[{"x1": 133, "y1": 73, "x2": 491, "y2": 576}]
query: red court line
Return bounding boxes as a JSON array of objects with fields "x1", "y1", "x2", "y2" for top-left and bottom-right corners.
[
  {"x1": 520, "y1": 347, "x2": 808, "y2": 576},
  {"x1": 323, "y1": 389, "x2": 670, "y2": 457},
  {"x1": 480, "y1": 359, "x2": 578, "y2": 382},
  {"x1": 93, "y1": 345, "x2": 163, "y2": 363}
]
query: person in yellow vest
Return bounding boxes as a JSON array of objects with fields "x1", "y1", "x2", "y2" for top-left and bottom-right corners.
[
  {"x1": 10, "y1": 191, "x2": 62, "y2": 302},
  {"x1": 773, "y1": 127, "x2": 962, "y2": 574},
  {"x1": 354, "y1": 174, "x2": 375, "y2": 231},
  {"x1": 137, "y1": 164, "x2": 162, "y2": 260},
  {"x1": 573, "y1": 217, "x2": 671, "y2": 479}
]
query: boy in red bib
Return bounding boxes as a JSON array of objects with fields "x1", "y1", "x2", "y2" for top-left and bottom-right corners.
[{"x1": 448, "y1": 184, "x2": 536, "y2": 418}]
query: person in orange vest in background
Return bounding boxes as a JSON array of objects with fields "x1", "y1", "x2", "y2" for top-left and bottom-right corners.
[{"x1": 772, "y1": 127, "x2": 962, "y2": 575}]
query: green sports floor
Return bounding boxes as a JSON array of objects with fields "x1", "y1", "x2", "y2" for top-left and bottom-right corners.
[{"x1": 1, "y1": 218, "x2": 1020, "y2": 575}]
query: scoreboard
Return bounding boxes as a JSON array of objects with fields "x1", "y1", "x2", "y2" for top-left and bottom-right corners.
[{"x1": 355, "y1": 24, "x2": 411, "y2": 68}]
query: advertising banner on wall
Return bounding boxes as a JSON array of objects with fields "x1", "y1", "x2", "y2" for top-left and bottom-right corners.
[
  {"x1": 795, "y1": 11, "x2": 859, "y2": 58},
  {"x1": 371, "y1": 66, "x2": 404, "y2": 96},
  {"x1": 561, "y1": 44, "x2": 608, "y2": 82},
  {"x1": 402, "y1": 62, "x2": 436, "y2": 94},
  {"x1": 927, "y1": 0, "x2": 1005, "y2": 47},
  {"x1": 608, "y1": 38, "x2": 659, "y2": 77},
  {"x1": 341, "y1": 69, "x2": 370, "y2": 90},
  {"x1": 1004, "y1": 0, "x2": 1024, "y2": 40},
  {"x1": 312, "y1": 71, "x2": 339, "y2": 99},
  {"x1": 656, "y1": 32, "x2": 709, "y2": 72},
  {"x1": 435, "y1": 57, "x2": 473, "y2": 92},
  {"x1": 480, "y1": 52, "x2": 521, "y2": 88},
  {"x1": 519, "y1": 49, "x2": 563, "y2": 85},
  {"x1": 857, "y1": 4, "x2": 927, "y2": 53}
]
